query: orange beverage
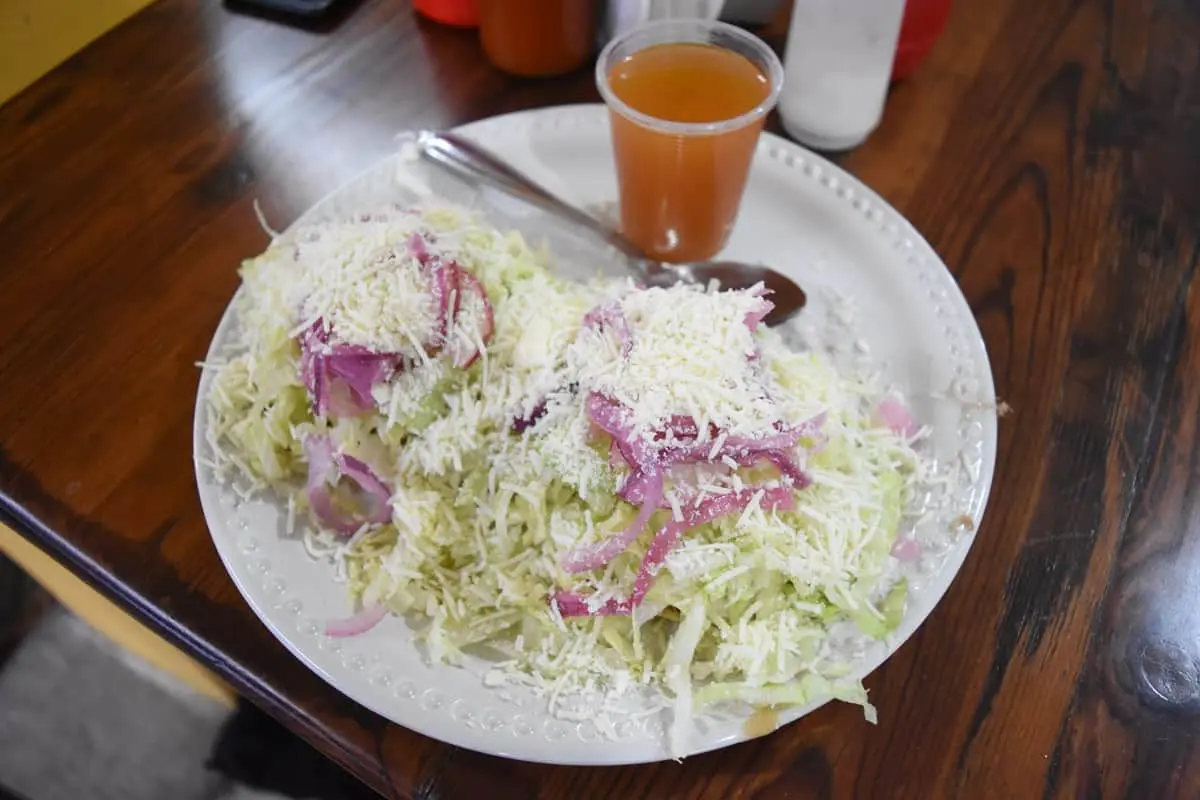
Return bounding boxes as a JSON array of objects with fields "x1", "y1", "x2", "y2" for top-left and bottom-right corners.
[
  {"x1": 597, "y1": 22, "x2": 783, "y2": 263},
  {"x1": 477, "y1": 0, "x2": 597, "y2": 78}
]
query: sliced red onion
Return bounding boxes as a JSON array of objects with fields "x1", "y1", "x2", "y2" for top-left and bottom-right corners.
[
  {"x1": 664, "y1": 432, "x2": 811, "y2": 486},
  {"x1": 299, "y1": 232, "x2": 492, "y2": 416},
  {"x1": 304, "y1": 435, "x2": 393, "y2": 537},
  {"x1": 653, "y1": 423, "x2": 738, "y2": 467},
  {"x1": 655, "y1": 415, "x2": 720, "y2": 448},
  {"x1": 304, "y1": 435, "x2": 350, "y2": 534},
  {"x1": 514, "y1": 382, "x2": 579, "y2": 435},
  {"x1": 723, "y1": 428, "x2": 802, "y2": 454},
  {"x1": 655, "y1": 440, "x2": 718, "y2": 467},
  {"x1": 583, "y1": 300, "x2": 634, "y2": 357},
  {"x1": 298, "y1": 320, "x2": 400, "y2": 418},
  {"x1": 589, "y1": 397, "x2": 668, "y2": 508},
  {"x1": 586, "y1": 393, "x2": 659, "y2": 467},
  {"x1": 662, "y1": 415, "x2": 700, "y2": 440},
  {"x1": 585, "y1": 392, "x2": 631, "y2": 438},
  {"x1": 761, "y1": 449, "x2": 812, "y2": 489},
  {"x1": 327, "y1": 348, "x2": 401, "y2": 405},
  {"x1": 550, "y1": 592, "x2": 611, "y2": 617},
  {"x1": 554, "y1": 487, "x2": 795, "y2": 617},
  {"x1": 423, "y1": 260, "x2": 495, "y2": 369},
  {"x1": 474, "y1": 275, "x2": 496, "y2": 348},
  {"x1": 610, "y1": 431, "x2": 642, "y2": 476},
  {"x1": 617, "y1": 467, "x2": 668, "y2": 506},
  {"x1": 325, "y1": 604, "x2": 387, "y2": 637},
  {"x1": 620, "y1": 520, "x2": 689, "y2": 610},
  {"x1": 304, "y1": 433, "x2": 336, "y2": 482},
  {"x1": 796, "y1": 411, "x2": 830, "y2": 452},
  {"x1": 592, "y1": 392, "x2": 815, "y2": 492},
  {"x1": 588, "y1": 394, "x2": 644, "y2": 465},
  {"x1": 451, "y1": 269, "x2": 495, "y2": 369},
  {"x1": 875, "y1": 395, "x2": 917, "y2": 438},
  {"x1": 431, "y1": 262, "x2": 461, "y2": 347},
  {"x1": 339, "y1": 454, "x2": 393, "y2": 523},
  {"x1": 560, "y1": 468, "x2": 663, "y2": 574},
  {"x1": 798, "y1": 411, "x2": 828, "y2": 436},
  {"x1": 608, "y1": 438, "x2": 628, "y2": 471},
  {"x1": 718, "y1": 447, "x2": 811, "y2": 489},
  {"x1": 407, "y1": 232, "x2": 431, "y2": 264},
  {"x1": 743, "y1": 285, "x2": 774, "y2": 332},
  {"x1": 613, "y1": 453, "x2": 672, "y2": 507},
  {"x1": 719, "y1": 415, "x2": 823, "y2": 484},
  {"x1": 600, "y1": 487, "x2": 797, "y2": 611},
  {"x1": 298, "y1": 321, "x2": 327, "y2": 391},
  {"x1": 512, "y1": 398, "x2": 549, "y2": 435},
  {"x1": 660, "y1": 415, "x2": 809, "y2": 461},
  {"x1": 301, "y1": 347, "x2": 326, "y2": 412},
  {"x1": 321, "y1": 374, "x2": 368, "y2": 418},
  {"x1": 891, "y1": 537, "x2": 922, "y2": 563},
  {"x1": 687, "y1": 485, "x2": 795, "y2": 525}
]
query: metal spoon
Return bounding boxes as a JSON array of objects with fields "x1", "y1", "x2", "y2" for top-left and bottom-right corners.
[{"x1": 417, "y1": 131, "x2": 806, "y2": 326}]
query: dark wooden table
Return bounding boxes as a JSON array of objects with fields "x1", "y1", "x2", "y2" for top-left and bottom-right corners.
[{"x1": 3, "y1": 0, "x2": 1199, "y2": 797}]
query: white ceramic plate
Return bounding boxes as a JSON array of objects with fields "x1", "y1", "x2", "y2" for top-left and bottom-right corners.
[{"x1": 193, "y1": 104, "x2": 997, "y2": 765}]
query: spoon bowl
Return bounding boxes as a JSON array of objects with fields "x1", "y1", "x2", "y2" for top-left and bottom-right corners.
[
  {"x1": 418, "y1": 131, "x2": 807, "y2": 326},
  {"x1": 639, "y1": 260, "x2": 807, "y2": 328}
]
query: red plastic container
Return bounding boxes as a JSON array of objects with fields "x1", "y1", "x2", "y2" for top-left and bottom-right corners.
[
  {"x1": 413, "y1": 0, "x2": 479, "y2": 28},
  {"x1": 892, "y1": 0, "x2": 953, "y2": 81}
]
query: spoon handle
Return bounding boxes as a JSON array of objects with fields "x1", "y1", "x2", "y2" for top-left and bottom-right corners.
[{"x1": 417, "y1": 131, "x2": 647, "y2": 264}]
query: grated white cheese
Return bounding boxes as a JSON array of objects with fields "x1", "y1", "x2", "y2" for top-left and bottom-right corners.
[
  {"x1": 205, "y1": 201, "x2": 943, "y2": 758},
  {"x1": 566, "y1": 284, "x2": 788, "y2": 441}
]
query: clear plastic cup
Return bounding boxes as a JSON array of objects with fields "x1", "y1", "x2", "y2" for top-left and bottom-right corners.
[{"x1": 596, "y1": 20, "x2": 784, "y2": 264}]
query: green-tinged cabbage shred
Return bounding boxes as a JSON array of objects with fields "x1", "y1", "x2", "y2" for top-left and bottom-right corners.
[{"x1": 204, "y1": 205, "x2": 927, "y2": 755}]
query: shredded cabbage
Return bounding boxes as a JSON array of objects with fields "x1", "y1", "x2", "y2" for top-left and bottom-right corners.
[{"x1": 203, "y1": 204, "x2": 930, "y2": 756}]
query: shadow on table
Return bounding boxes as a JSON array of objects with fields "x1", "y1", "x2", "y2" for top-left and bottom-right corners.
[
  {"x1": 409, "y1": 705, "x2": 848, "y2": 800},
  {"x1": 209, "y1": 699, "x2": 378, "y2": 800}
]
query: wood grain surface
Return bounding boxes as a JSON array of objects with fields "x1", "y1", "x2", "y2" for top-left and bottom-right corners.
[{"x1": 2, "y1": 0, "x2": 1198, "y2": 797}]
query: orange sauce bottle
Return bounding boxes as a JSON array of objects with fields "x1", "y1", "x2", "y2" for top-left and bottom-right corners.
[
  {"x1": 477, "y1": 0, "x2": 597, "y2": 78},
  {"x1": 601, "y1": 35, "x2": 779, "y2": 264}
]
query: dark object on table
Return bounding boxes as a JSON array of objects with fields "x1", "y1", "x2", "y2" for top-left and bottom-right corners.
[
  {"x1": 223, "y1": 0, "x2": 363, "y2": 32},
  {"x1": 225, "y1": 0, "x2": 339, "y2": 17},
  {"x1": 0, "y1": 782, "x2": 34, "y2": 800},
  {"x1": 0, "y1": 554, "x2": 49, "y2": 671},
  {"x1": 208, "y1": 699, "x2": 376, "y2": 800}
]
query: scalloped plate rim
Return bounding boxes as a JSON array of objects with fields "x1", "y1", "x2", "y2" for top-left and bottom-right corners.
[{"x1": 192, "y1": 103, "x2": 998, "y2": 765}]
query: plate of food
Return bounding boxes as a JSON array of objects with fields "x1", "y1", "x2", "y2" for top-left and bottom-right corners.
[{"x1": 193, "y1": 103, "x2": 997, "y2": 765}]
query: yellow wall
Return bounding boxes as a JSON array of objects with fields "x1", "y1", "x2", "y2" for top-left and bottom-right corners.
[
  {"x1": 1, "y1": 0, "x2": 156, "y2": 105},
  {"x1": 0, "y1": 523, "x2": 236, "y2": 705}
]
